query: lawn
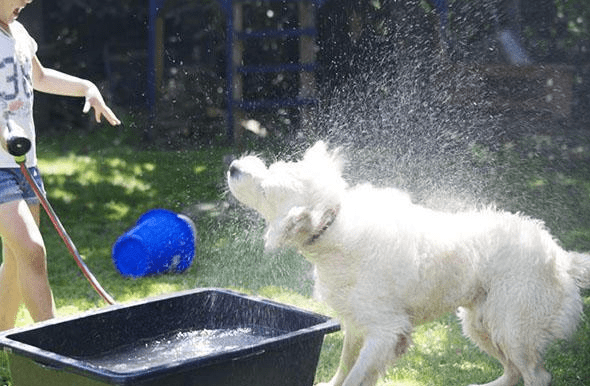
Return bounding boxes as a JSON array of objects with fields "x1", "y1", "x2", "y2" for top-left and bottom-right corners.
[{"x1": 1, "y1": 125, "x2": 589, "y2": 386}]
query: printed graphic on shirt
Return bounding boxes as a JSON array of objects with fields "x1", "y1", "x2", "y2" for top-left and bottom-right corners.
[{"x1": 0, "y1": 52, "x2": 34, "y2": 121}]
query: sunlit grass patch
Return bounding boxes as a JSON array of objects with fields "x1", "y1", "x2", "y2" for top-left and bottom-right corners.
[{"x1": 1, "y1": 131, "x2": 589, "y2": 386}]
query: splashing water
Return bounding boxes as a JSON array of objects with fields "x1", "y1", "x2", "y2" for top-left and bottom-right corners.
[
  {"x1": 82, "y1": 327, "x2": 280, "y2": 373},
  {"x1": 298, "y1": 52, "x2": 499, "y2": 212},
  {"x1": 292, "y1": 2, "x2": 583, "y2": 223},
  {"x1": 234, "y1": 1, "x2": 590, "y2": 257}
]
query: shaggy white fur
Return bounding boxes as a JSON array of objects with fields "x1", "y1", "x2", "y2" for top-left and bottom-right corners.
[{"x1": 227, "y1": 141, "x2": 590, "y2": 386}]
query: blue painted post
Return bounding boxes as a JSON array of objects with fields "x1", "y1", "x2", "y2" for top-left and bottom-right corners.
[
  {"x1": 431, "y1": 0, "x2": 447, "y2": 27},
  {"x1": 221, "y1": 0, "x2": 235, "y2": 143},
  {"x1": 431, "y1": 0, "x2": 449, "y2": 50},
  {"x1": 147, "y1": 0, "x2": 156, "y2": 117},
  {"x1": 147, "y1": 0, "x2": 166, "y2": 119}
]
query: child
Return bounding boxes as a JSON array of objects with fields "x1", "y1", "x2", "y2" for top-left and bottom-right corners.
[{"x1": 0, "y1": 0, "x2": 121, "y2": 330}]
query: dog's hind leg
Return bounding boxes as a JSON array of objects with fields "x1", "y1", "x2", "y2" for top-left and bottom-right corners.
[
  {"x1": 467, "y1": 367, "x2": 521, "y2": 386},
  {"x1": 470, "y1": 279, "x2": 562, "y2": 386},
  {"x1": 501, "y1": 336, "x2": 551, "y2": 386},
  {"x1": 459, "y1": 307, "x2": 522, "y2": 386},
  {"x1": 342, "y1": 330, "x2": 411, "y2": 386},
  {"x1": 465, "y1": 340, "x2": 521, "y2": 386},
  {"x1": 513, "y1": 360, "x2": 551, "y2": 386}
]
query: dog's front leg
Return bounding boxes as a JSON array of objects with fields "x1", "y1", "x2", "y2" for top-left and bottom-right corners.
[
  {"x1": 319, "y1": 326, "x2": 364, "y2": 386},
  {"x1": 342, "y1": 331, "x2": 411, "y2": 386}
]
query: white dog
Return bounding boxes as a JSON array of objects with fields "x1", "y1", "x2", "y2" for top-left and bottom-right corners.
[{"x1": 227, "y1": 141, "x2": 590, "y2": 386}]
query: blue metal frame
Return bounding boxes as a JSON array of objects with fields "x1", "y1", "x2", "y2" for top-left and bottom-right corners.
[
  {"x1": 147, "y1": 0, "x2": 166, "y2": 118},
  {"x1": 238, "y1": 63, "x2": 317, "y2": 74},
  {"x1": 224, "y1": 0, "x2": 326, "y2": 141},
  {"x1": 147, "y1": 0, "x2": 534, "y2": 142},
  {"x1": 431, "y1": 0, "x2": 447, "y2": 30},
  {"x1": 146, "y1": 0, "x2": 332, "y2": 142}
]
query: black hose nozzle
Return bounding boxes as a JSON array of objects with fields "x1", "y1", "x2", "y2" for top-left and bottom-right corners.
[
  {"x1": 5, "y1": 135, "x2": 31, "y2": 157},
  {"x1": 1, "y1": 120, "x2": 31, "y2": 157}
]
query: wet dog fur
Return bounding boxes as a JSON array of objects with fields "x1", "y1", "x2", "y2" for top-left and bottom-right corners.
[{"x1": 227, "y1": 141, "x2": 590, "y2": 386}]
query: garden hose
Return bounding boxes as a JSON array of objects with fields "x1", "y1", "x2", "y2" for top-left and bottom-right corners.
[
  {"x1": 2, "y1": 124, "x2": 115, "y2": 305},
  {"x1": 17, "y1": 158, "x2": 116, "y2": 305}
]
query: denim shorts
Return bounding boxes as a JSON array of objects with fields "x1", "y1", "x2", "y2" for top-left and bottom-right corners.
[{"x1": 0, "y1": 167, "x2": 45, "y2": 205}]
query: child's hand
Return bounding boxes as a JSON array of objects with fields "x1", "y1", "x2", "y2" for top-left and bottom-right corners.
[{"x1": 83, "y1": 84, "x2": 121, "y2": 126}]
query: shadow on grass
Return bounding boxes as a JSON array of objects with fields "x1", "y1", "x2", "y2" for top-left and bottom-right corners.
[
  {"x1": 34, "y1": 140, "x2": 319, "y2": 311},
  {"x1": 34, "y1": 141, "x2": 237, "y2": 308}
]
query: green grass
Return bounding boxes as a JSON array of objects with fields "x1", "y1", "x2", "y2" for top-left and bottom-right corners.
[{"x1": 1, "y1": 128, "x2": 590, "y2": 386}]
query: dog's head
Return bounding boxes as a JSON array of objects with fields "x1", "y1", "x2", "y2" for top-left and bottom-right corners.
[{"x1": 228, "y1": 141, "x2": 346, "y2": 250}]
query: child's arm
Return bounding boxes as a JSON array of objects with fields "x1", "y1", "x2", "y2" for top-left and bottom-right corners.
[{"x1": 32, "y1": 56, "x2": 121, "y2": 126}]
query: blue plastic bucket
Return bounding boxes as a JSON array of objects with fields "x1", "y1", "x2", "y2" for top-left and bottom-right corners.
[{"x1": 112, "y1": 209, "x2": 197, "y2": 278}]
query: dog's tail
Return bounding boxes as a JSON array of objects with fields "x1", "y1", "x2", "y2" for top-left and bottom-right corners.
[{"x1": 568, "y1": 252, "x2": 590, "y2": 288}]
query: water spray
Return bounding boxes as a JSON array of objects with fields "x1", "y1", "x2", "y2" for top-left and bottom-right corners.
[{"x1": 1, "y1": 122, "x2": 116, "y2": 305}]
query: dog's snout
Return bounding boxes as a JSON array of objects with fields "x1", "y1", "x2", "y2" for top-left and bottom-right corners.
[{"x1": 229, "y1": 164, "x2": 240, "y2": 179}]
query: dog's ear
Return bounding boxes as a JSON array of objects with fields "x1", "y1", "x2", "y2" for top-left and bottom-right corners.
[
  {"x1": 301, "y1": 142, "x2": 346, "y2": 206},
  {"x1": 303, "y1": 141, "x2": 344, "y2": 174},
  {"x1": 264, "y1": 206, "x2": 312, "y2": 250},
  {"x1": 280, "y1": 206, "x2": 315, "y2": 246},
  {"x1": 265, "y1": 205, "x2": 338, "y2": 250}
]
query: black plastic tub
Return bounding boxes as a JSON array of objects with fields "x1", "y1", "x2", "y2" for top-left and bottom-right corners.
[{"x1": 0, "y1": 288, "x2": 339, "y2": 386}]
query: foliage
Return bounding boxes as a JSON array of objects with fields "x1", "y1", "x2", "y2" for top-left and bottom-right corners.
[
  {"x1": 473, "y1": 133, "x2": 590, "y2": 251},
  {"x1": 23, "y1": 0, "x2": 590, "y2": 146},
  {"x1": 419, "y1": 0, "x2": 590, "y2": 63},
  {"x1": 317, "y1": 0, "x2": 437, "y2": 88},
  {"x1": 40, "y1": 0, "x2": 147, "y2": 77}
]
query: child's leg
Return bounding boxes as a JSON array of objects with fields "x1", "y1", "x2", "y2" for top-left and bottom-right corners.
[
  {"x1": 0, "y1": 200, "x2": 54, "y2": 330},
  {"x1": 0, "y1": 244, "x2": 22, "y2": 330}
]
